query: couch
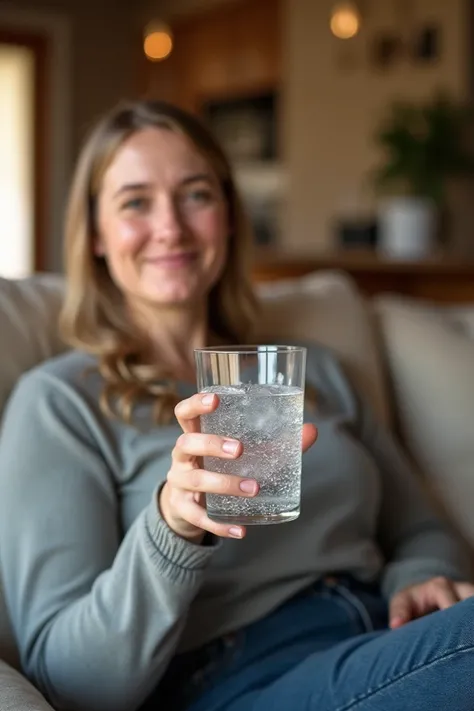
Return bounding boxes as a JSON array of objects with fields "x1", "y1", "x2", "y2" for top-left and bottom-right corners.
[{"x1": 0, "y1": 270, "x2": 473, "y2": 711}]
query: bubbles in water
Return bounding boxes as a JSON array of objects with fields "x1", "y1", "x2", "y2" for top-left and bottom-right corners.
[{"x1": 200, "y1": 384, "x2": 304, "y2": 520}]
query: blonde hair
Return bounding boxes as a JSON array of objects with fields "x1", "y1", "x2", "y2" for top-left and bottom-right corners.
[{"x1": 60, "y1": 100, "x2": 259, "y2": 423}]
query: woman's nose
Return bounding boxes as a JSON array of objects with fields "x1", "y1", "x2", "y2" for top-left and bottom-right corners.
[{"x1": 151, "y1": 198, "x2": 184, "y2": 242}]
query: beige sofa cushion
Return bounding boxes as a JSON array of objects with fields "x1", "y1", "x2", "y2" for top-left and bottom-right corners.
[
  {"x1": 0, "y1": 275, "x2": 66, "y2": 417},
  {"x1": 0, "y1": 660, "x2": 54, "y2": 711},
  {"x1": 257, "y1": 270, "x2": 391, "y2": 425},
  {"x1": 375, "y1": 296, "x2": 474, "y2": 549}
]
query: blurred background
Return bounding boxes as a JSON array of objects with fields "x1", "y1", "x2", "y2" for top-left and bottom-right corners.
[{"x1": 2, "y1": 0, "x2": 474, "y2": 299}]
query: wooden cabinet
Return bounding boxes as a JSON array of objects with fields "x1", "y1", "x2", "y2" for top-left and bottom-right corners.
[
  {"x1": 139, "y1": 0, "x2": 281, "y2": 112},
  {"x1": 226, "y1": 0, "x2": 280, "y2": 94}
]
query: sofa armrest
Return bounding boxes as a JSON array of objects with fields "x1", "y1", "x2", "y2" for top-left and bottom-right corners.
[{"x1": 0, "y1": 660, "x2": 55, "y2": 711}]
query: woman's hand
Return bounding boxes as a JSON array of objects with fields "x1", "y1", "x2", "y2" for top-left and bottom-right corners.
[
  {"x1": 389, "y1": 577, "x2": 474, "y2": 629},
  {"x1": 159, "y1": 393, "x2": 318, "y2": 544}
]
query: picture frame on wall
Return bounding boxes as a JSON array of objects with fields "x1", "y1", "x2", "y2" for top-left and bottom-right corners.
[
  {"x1": 202, "y1": 92, "x2": 284, "y2": 247},
  {"x1": 202, "y1": 92, "x2": 277, "y2": 163},
  {"x1": 412, "y1": 25, "x2": 441, "y2": 62}
]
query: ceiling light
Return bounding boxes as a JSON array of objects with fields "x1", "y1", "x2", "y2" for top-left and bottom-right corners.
[
  {"x1": 144, "y1": 21, "x2": 173, "y2": 61},
  {"x1": 330, "y1": 2, "x2": 361, "y2": 40}
]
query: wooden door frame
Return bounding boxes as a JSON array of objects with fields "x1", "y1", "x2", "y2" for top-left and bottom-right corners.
[{"x1": 0, "y1": 29, "x2": 49, "y2": 272}]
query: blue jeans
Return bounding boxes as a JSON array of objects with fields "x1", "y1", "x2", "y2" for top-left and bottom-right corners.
[{"x1": 154, "y1": 576, "x2": 474, "y2": 710}]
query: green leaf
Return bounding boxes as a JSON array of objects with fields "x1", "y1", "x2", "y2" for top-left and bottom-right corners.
[{"x1": 372, "y1": 93, "x2": 474, "y2": 205}]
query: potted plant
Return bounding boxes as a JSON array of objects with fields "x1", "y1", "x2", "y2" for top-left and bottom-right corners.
[{"x1": 373, "y1": 94, "x2": 474, "y2": 259}]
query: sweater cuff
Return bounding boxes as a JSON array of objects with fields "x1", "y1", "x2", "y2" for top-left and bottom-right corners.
[
  {"x1": 381, "y1": 558, "x2": 468, "y2": 599},
  {"x1": 144, "y1": 486, "x2": 221, "y2": 583}
]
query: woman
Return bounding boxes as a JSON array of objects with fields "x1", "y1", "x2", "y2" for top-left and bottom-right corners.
[{"x1": 0, "y1": 100, "x2": 473, "y2": 711}]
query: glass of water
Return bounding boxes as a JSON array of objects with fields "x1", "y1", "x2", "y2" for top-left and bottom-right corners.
[{"x1": 194, "y1": 345, "x2": 306, "y2": 526}]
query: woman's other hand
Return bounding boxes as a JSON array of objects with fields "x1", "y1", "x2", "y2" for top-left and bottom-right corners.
[{"x1": 389, "y1": 577, "x2": 474, "y2": 629}]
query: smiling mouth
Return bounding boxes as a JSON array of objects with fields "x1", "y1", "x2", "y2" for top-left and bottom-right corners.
[{"x1": 144, "y1": 252, "x2": 198, "y2": 268}]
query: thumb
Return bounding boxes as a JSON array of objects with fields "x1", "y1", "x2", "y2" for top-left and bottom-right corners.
[
  {"x1": 302, "y1": 423, "x2": 318, "y2": 453},
  {"x1": 389, "y1": 590, "x2": 414, "y2": 629}
]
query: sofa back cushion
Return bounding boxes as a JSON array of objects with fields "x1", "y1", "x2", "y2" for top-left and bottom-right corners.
[
  {"x1": 0, "y1": 275, "x2": 66, "y2": 417},
  {"x1": 257, "y1": 270, "x2": 391, "y2": 425},
  {"x1": 375, "y1": 295, "x2": 474, "y2": 551}
]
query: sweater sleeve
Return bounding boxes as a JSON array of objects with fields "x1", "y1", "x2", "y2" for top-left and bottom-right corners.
[
  {"x1": 0, "y1": 370, "x2": 218, "y2": 711},
  {"x1": 357, "y1": 398, "x2": 472, "y2": 599}
]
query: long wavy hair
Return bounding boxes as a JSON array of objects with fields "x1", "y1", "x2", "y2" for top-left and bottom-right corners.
[{"x1": 60, "y1": 100, "x2": 259, "y2": 423}]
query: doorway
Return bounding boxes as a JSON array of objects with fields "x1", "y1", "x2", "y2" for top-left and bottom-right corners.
[{"x1": 0, "y1": 29, "x2": 48, "y2": 278}]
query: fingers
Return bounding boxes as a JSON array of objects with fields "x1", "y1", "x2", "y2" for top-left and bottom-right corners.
[
  {"x1": 454, "y1": 582, "x2": 474, "y2": 600},
  {"x1": 168, "y1": 467, "x2": 259, "y2": 498},
  {"x1": 177, "y1": 498, "x2": 247, "y2": 539},
  {"x1": 390, "y1": 577, "x2": 462, "y2": 630},
  {"x1": 174, "y1": 392, "x2": 219, "y2": 434},
  {"x1": 176, "y1": 395, "x2": 318, "y2": 455},
  {"x1": 159, "y1": 483, "x2": 247, "y2": 541},
  {"x1": 389, "y1": 591, "x2": 414, "y2": 629},
  {"x1": 172, "y1": 432, "x2": 243, "y2": 464},
  {"x1": 302, "y1": 423, "x2": 318, "y2": 453},
  {"x1": 429, "y1": 577, "x2": 459, "y2": 610}
]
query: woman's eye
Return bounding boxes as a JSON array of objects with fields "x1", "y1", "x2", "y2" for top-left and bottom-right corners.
[
  {"x1": 183, "y1": 189, "x2": 213, "y2": 205},
  {"x1": 121, "y1": 197, "x2": 150, "y2": 212}
]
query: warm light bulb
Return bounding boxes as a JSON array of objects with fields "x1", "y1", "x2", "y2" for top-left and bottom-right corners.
[
  {"x1": 143, "y1": 21, "x2": 173, "y2": 61},
  {"x1": 330, "y1": 3, "x2": 361, "y2": 39}
]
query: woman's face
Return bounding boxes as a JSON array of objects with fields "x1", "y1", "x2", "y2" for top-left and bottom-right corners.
[{"x1": 95, "y1": 127, "x2": 229, "y2": 309}]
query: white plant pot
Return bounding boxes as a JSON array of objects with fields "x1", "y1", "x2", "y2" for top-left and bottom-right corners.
[{"x1": 378, "y1": 197, "x2": 437, "y2": 259}]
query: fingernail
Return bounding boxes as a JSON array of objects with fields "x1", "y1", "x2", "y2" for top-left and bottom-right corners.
[
  {"x1": 239, "y1": 479, "x2": 257, "y2": 494},
  {"x1": 202, "y1": 394, "x2": 214, "y2": 406},
  {"x1": 390, "y1": 617, "x2": 404, "y2": 629},
  {"x1": 229, "y1": 527, "x2": 243, "y2": 538},
  {"x1": 222, "y1": 439, "x2": 239, "y2": 454}
]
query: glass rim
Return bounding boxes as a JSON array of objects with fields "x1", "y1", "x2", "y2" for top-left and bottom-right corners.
[{"x1": 194, "y1": 344, "x2": 307, "y2": 355}]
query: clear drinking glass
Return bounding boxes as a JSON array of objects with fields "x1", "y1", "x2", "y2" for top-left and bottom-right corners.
[{"x1": 194, "y1": 345, "x2": 306, "y2": 525}]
